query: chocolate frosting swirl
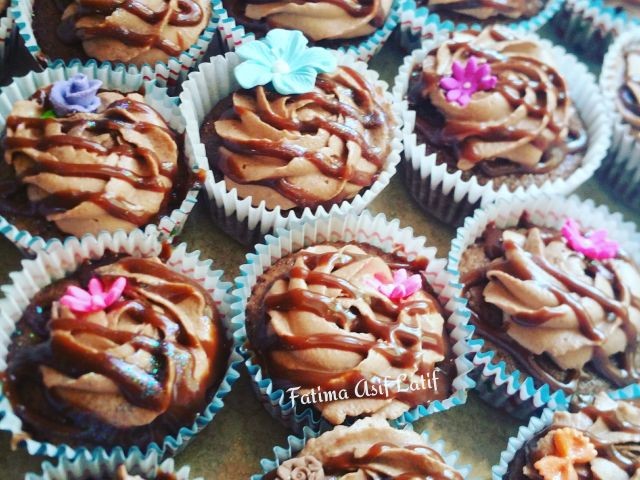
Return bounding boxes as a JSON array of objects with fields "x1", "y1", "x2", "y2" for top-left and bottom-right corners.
[
  {"x1": 240, "y1": 0, "x2": 392, "y2": 42},
  {"x1": 4, "y1": 256, "x2": 228, "y2": 448},
  {"x1": 427, "y1": 0, "x2": 544, "y2": 20},
  {"x1": 412, "y1": 27, "x2": 585, "y2": 175},
  {"x1": 461, "y1": 219, "x2": 640, "y2": 394},
  {"x1": 266, "y1": 417, "x2": 464, "y2": 480},
  {"x1": 617, "y1": 46, "x2": 640, "y2": 134},
  {"x1": 247, "y1": 243, "x2": 452, "y2": 425},
  {"x1": 203, "y1": 66, "x2": 393, "y2": 211},
  {"x1": 511, "y1": 393, "x2": 640, "y2": 479},
  {"x1": 2, "y1": 87, "x2": 181, "y2": 237},
  {"x1": 58, "y1": 0, "x2": 211, "y2": 67}
]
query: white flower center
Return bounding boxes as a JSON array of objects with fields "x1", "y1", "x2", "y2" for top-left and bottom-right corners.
[
  {"x1": 273, "y1": 59, "x2": 291, "y2": 74},
  {"x1": 462, "y1": 81, "x2": 472, "y2": 89}
]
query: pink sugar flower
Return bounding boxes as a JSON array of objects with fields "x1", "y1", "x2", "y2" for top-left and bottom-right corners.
[
  {"x1": 368, "y1": 268, "x2": 422, "y2": 302},
  {"x1": 60, "y1": 277, "x2": 127, "y2": 313},
  {"x1": 561, "y1": 218, "x2": 619, "y2": 261},
  {"x1": 439, "y1": 56, "x2": 498, "y2": 107}
]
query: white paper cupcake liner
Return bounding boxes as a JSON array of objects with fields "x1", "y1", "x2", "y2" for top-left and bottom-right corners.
[
  {"x1": 0, "y1": 62, "x2": 204, "y2": 254},
  {"x1": 552, "y1": 0, "x2": 639, "y2": 61},
  {"x1": 392, "y1": 30, "x2": 611, "y2": 226},
  {"x1": 9, "y1": 0, "x2": 222, "y2": 87},
  {"x1": 180, "y1": 51, "x2": 403, "y2": 246},
  {"x1": 0, "y1": 12, "x2": 14, "y2": 65},
  {"x1": 252, "y1": 421, "x2": 476, "y2": 479},
  {"x1": 492, "y1": 383, "x2": 640, "y2": 479},
  {"x1": 599, "y1": 29, "x2": 640, "y2": 209},
  {"x1": 232, "y1": 210, "x2": 476, "y2": 434},
  {"x1": 27, "y1": 451, "x2": 201, "y2": 480},
  {"x1": 0, "y1": 229, "x2": 244, "y2": 460},
  {"x1": 398, "y1": 0, "x2": 565, "y2": 52},
  {"x1": 448, "y1": 194, "x2": 640, "y2": 419},
  {"x1": 212, "y1": 0, "x2": 401, "y2": 61}
]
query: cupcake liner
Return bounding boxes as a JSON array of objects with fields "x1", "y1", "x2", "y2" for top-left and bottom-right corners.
[
  {"x1": 251, "y1": 422, "x2": 476, "y2": 479},
  {"x1": 398, "y1": 0, "x2": 565, "y2": 51},
  {"x1": 8, "y1": 0, "x2": 222, "y2": 87},
  {"x1": 448, "y1": 194, "x2": 640, "y2": 419},
  {"x1": 180, "y1": 51, "x2": 403, "y2": 246},
  {"x1": 0, "y1": 229, "x2": 244, "y2": 460},
  {"x1": 212, "y1": 0, "x2": 401, "y2": 61},
  {"x1": 27, "y1": 451, "x2": 201, "y2": 480},
  {"x1": 492, "y1": 384, "x2": 640, "y2": 479},
  {"x1": 552, "y1": 0, "x2": 639, "y2": 61},
  {"x1": 232, "y1": 210, "x2": 476, "y2": 434},
  {"x1": 0, "y1": 12, "x2": 14, "y2": 65},
  {"x1": 599, "y1": 29, "x2": 640, "y2": 209},
  {"x1": 0, "y1": 62, "x2": 203, "y2": 254},
  {"x1": 392, "y1": 30, "x2": 611, "y2": 226}
]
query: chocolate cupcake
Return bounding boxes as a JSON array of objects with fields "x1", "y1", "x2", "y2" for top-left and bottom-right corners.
[
  {"x1": 261, "y1": 417, "x2": 466, "y2": 479},
  {"x1": 0, "y1": 68, "x2": 200, "y2": 250},
  {"x1": 393, "y1": 26, "x2": 610, "y2": 225},
  {"x1": 599, "y1": 30, "x2": 640, "y2": 210},
  {"x1": 420, "y1": 0, "x2": 548, "y2": 25},
  {"x1": 504, "y1": 392, "x2": 640, "y2": 479}
]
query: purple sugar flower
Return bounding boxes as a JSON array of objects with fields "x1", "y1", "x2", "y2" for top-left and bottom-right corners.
[{"x1": 439, "y1": 56, "x2": 498, "y2": 107}]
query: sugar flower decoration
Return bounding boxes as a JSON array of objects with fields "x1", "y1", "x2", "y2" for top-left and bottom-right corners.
[
  {"x1": 561, "y1": 218, "x2": 619, "y2": 261},
  {"x1": 368, "y1": 269, "x2": 422, "y2": 302},
  {"x1": 440, "y1": 56, "x2": 497, "y2": 107},
  {"x1": 50, "y1": 74, "x2": 102, "y2": 117},
  {"x1": 234, "y1": 29, "x2": 337, "y2": 95},
  {"x1": 534, "y1": 428, "x2": 597, "y2": 480},
  {"x1": 60, "y1": 277, "x2": 127, "y2": 314}
]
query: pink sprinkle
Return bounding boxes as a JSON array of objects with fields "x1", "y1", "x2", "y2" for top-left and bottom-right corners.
[
  {"x1": 561, "y1": 218, "x2": 619, "y2": 261},
  {"x1": 368, "y1": 268, "x2": 422, "y2": 302},
  {"x1": 60, "y1": 276, "x2": 127, "y2": 313},
  {"x1": 439, "y1": 55, "x2": 498, "y2": 107}
]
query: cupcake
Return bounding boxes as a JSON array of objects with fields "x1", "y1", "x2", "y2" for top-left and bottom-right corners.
[
  {"x1": 256, "y1": 417, "x2": 470, "y2": 479},
  {"x1": 499, "y1": 391, "x2": 640, "y2": 479},
  {"x1": 181, "y1": 29, "x2": 402, "y2": 245},
  {"x1": 449, "y1": 194, "x2": 640, "y2": 418},
  {"x1": 10, "y1": 0, "x2": 219, "y2": 85},
  {"x1": 0, "y1": 230, "x2": 241, "y2": 459},
  {"x1": 234, "y1": 210, "x2": 474, "y2": 432},
  {"x1": 599, "y1": 29, "x2": 640, "y2": 210},
  {"x1": 0, "y1": 65, "x2": 202, "y2": 253},
  {"x1": 394, "y1": 26, "x2": 610, "y2": 225}
]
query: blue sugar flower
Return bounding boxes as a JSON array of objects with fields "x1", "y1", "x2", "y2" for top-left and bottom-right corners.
[{"x1": 234, "y1": 29, "x2": 337, "y2": 95}]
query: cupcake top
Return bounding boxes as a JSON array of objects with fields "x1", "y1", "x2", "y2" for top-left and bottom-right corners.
[
  {"x1": 246, "y1": 242, "x2": 453, "y2": 425},
  {"x1": 407, "y1": 27, "x2": 587, "y2": 181},
  {"x1": 460, "y1": 215, "x2": 640, "y2": 394},
  {"x1": 4, "y1": 254, "x2": 229, "y2": 449},
  {"x1": 425, "y1": 0, "x2": 545, "y2": 21},
  {"x1": 265, "y1": 417, "x2": 464, "y2": 479},
  {"x1": 230, "y1": 0, "x2": 392, "y2": 42},
  {"x1": 201, "y1": 66, "x2": 394, "y2": 211},
  {"x1": 616, "y1": 44, "x2": 640, "y2": 134},
  {"x1": 606, "y1": 0, "x2": 640, "y2": 19},
  {"x1": 113, "y1": 465, "x2": 176, "y2": 480},
  {"x1": 508, "y1": 393, "x2": 640, "y2": 479},
  {"x1": 0, "y1": 74, "x2": 190, "y2": 238},
  {"x1": 55, "y1": 0, "x2": 211, "y2": 67}
]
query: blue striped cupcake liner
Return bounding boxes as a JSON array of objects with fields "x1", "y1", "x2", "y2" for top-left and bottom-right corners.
[
  {"x1": 212, "y1": 0, "x2": 401, "y2": 61},
  {"x1": 398, "y1": 0, "x2": 565, "y2": 51},
  {"x1": 0, "y1": 229, "x2": 244, "y2": 461},
  {"x1": 251, "y1": 420, "x2": 476, "y2": 479},
  {"x1": 9, "y1": 0, "x2": 223, "y2": 87},
  {"x1": 0, "y1": 62, "x2": 203, "y2": 255},
  {"x1": 27, "y1": 451, "x2": 201, "y2": 480},
  {"x1": 448, "y1": 194, "x2": 640, "y2": 420},
  {"x1": 552, "y1": 0, "x2": 640, "y2": 61},
  {"x1": 492, "y1": 384, "x2": 640, "y2": 479},
  {"x1": 232, "y1": 210, "x2": 476, "y2": 435}
]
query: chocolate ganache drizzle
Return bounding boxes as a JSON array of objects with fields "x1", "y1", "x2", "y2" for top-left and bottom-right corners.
[
  {"x1": 617, "y1": 46, "x2": 640, "y2": 134},
  {"x1": 407, "y1": 27, "x2": 588, "y2": 180},
  {"x1": 460, "y1": 217, "x2": 640, "y2": 394},
  {"x1": 264, "y1": 417, "x2": 464, "y2": 480},
  {"x1": 425, "y1": 0, "x2": 545, "y2": 20},
  {"x1": 1, "y1": 86, "x2": 189, "y2": 238},
  {"x1": 508, "y1": 393, "x2": 640, "y2": 479},
  {"x1": 56, "y1": 0, "x2": 210, "y2": 66},
  {"x1": 3, "y1": 256, "x2": 229, "y2": 448},
  {"x1": 202, "y1": 66, "x2": 394, "y2": 211},
  {"x1": 247, "y1": 243, "x2": 453, "y2": 425}
]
